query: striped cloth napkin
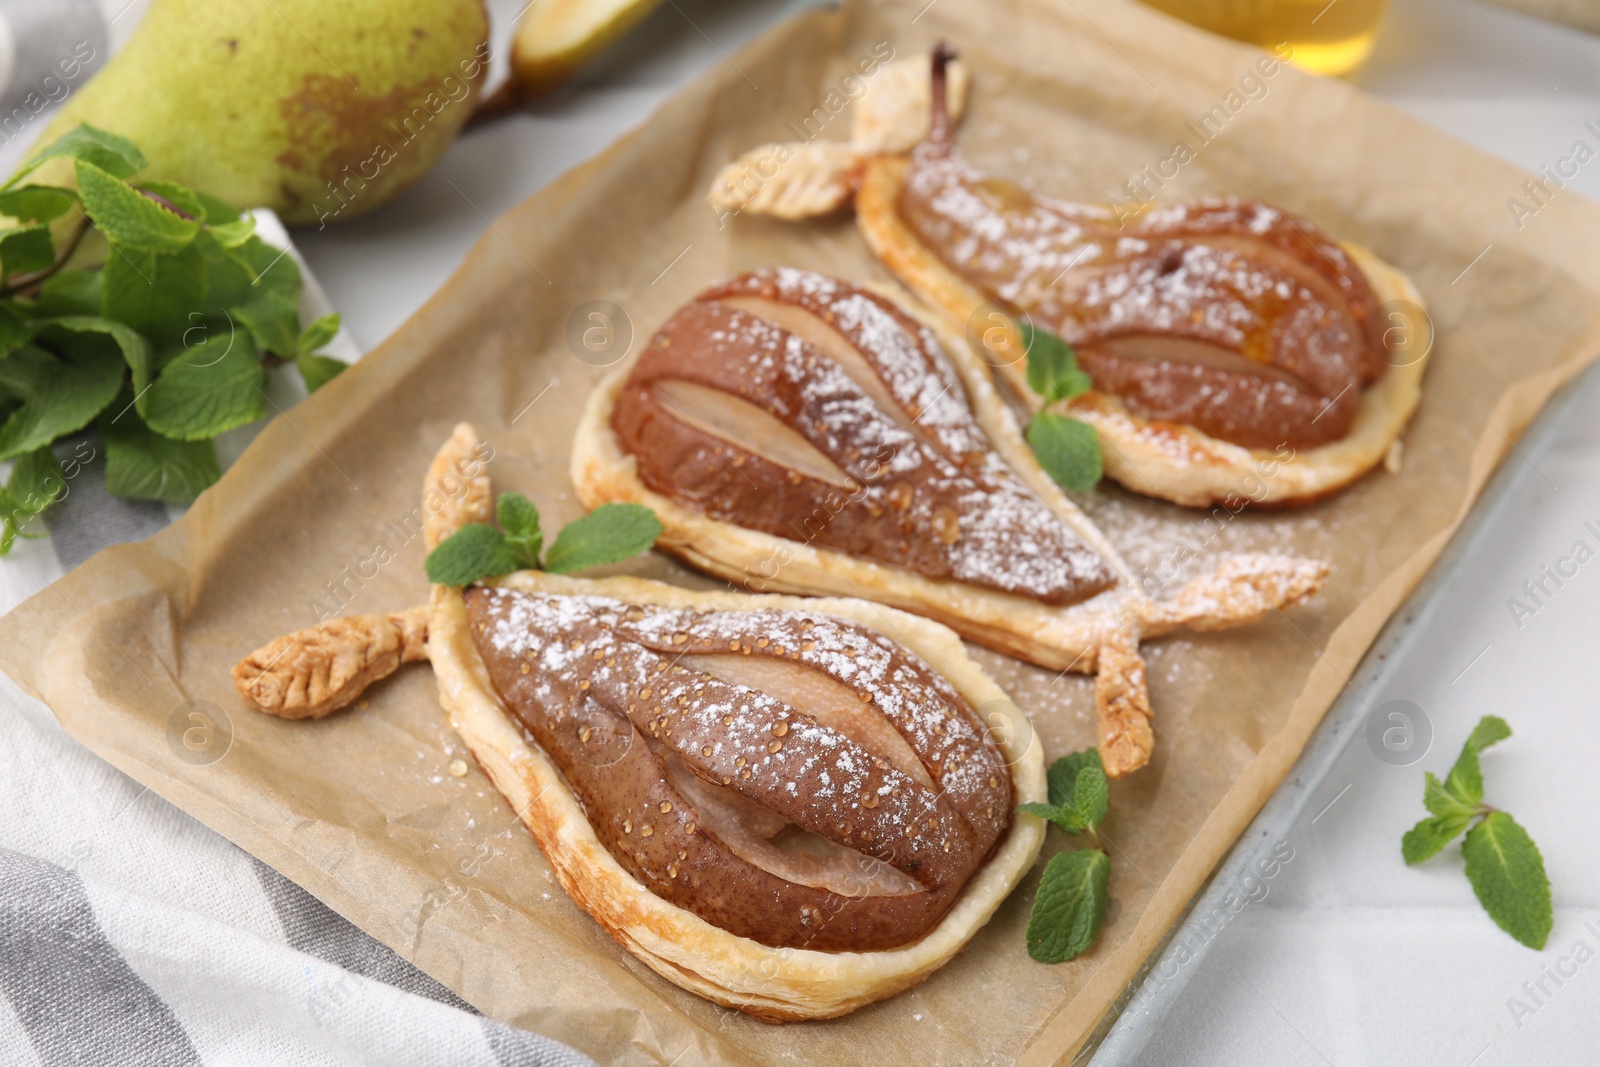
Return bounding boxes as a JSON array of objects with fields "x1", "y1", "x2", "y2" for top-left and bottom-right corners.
[{"x1": 0, "y1": 5, "x2": 595, "y2": 1045}]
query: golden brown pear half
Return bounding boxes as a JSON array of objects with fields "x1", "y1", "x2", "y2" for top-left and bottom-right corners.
[
  {"x1": 706, "y1": 49, "x2": 1432, "y2": 508},
  {"x1": 233, "y1": 425, "x2": 1048, "y2": 1021}
]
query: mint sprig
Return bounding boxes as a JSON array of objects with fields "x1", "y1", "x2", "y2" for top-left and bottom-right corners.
[
  {"x1": 1020, "y1": 748, "x2": 1113, "y2": 963},
  {"x1": 1020, "y1": 321, "x2": 1101, "y2": 493},
  {"x1": 1402, "y1": 716, "x2": 1552, "y2": 949},
  {"x1": 0, "y1": 123, "x2": 349, "y2": 555},
  {"x1": 425, "y1": 492, "x2": 662, "y2": 587},
  {"x1": 1022, "y1": 320, "x2": 1093, "y2": 404}
]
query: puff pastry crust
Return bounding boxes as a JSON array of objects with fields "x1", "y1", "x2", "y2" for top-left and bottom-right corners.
[
  {"x1": 855, "y1": 156, "x2": 1431, "y2": 508},
  {"x1": 429, "y1": 573, "x2": 1046, "y2": 1021}
]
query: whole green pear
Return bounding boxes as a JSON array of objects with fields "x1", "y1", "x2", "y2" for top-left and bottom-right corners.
[{"x1": 28, "y1": 0, "x2": 490, "y2": 226}]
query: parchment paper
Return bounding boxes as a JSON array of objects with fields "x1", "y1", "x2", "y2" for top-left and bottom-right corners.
[{"x1": 5, "y1": 1, "x2": 1600, "y2": 1064}]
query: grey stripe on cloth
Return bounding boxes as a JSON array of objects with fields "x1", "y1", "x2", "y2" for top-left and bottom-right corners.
[
  {"x1": 0, "y1": 0, "x2": 106, "y2": 129},
  {"x1": 42, "y1": 435, "x2": 172, "y2": 572},
  {"x1": 252, "y1": 860, "x2": 597, "y2": 1067},
  {"x1": 250, "y1": 858, "x2": 475, "y2": 1013},
  {"x1": 0, "y1": 847, "x2": 202, "y2": 1067}
]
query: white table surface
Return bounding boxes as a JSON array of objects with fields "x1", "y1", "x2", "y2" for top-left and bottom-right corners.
[{"x1": 50, "y1": 0, "x2": 1600, "y2": 1063}]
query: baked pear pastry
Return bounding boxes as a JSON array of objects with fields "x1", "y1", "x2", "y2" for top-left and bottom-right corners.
[
  {"x1": 707, "y1": 49, "x2": 1432, "y2": 508},
  {"x1": 571, "y1": 269, "x2": 1331, "y2": 775},
  {"x1": 233, "y1": 425, "x2": 1047, "y2": 1021}
]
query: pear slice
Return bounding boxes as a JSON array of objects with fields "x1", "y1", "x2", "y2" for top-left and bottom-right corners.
[{"x1": 511, "y1": 0, "x2": 666, "y2": 95}]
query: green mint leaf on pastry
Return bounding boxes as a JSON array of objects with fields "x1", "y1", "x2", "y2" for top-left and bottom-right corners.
[
  {"x1": 1022, "y1": 320, "x2": 1092, "y2": 403},
  {"x1": 1028, "y1": 411, "x2": 1102, "y2": 493},
  {"x1": 1461, "y1": 811, "x2": 1552, "y2": 950},
  {"x1": 425, "y1": 524, "x2": 522, "y2": 587},
  {"x1": 496, "y1": 491, "x2": 544, "y2": 568},
  {"x1": 1401, "y1": 716, "x2": 1552, "y2": 949},
  {"x1": 1026, "y1": 849, "x2": 1111, "y2": 963},
  {"x1": 544, "y1": 502, "x2": 663, "y2": 575}
]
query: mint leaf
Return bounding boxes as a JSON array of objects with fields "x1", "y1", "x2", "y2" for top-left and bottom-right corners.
[
  {"x1": 1028, "y1": 411, "x2": 1102, "y2": 493},
  {"x1": 1462, "y1": 811, "x2": 1552, "y2": 950},
  {"x1": 544, "y1": 502, "x2": 662, "y2": 574},
  {"x1": 36, "y1": 317, "x2": 154, "y2": 403},
  {"x1": 0, "y1": 306, "x2": 28, "y2": 356},
  {"x1": 1445, "y1": 715, "x2": 1512, "y2": 808},
  {"x1": 1423, "y1": 771, "x2": 1480, "y2": 822},
  {"x1": 229, "y1": 237, "x2": 302, "y2": 356},
  {"x1": 6, "y1": 446, "x2": 63, "y2": 515},
  {"x1": 0, "y1": 345, "x2": 122, "y2": 459},
  {"x1": 297, "y1": 313, "x2": 340, "y2": 356},
  {"x1": 99, "y1": 402, "x2": 220, "y2": 503},
  {"x1": 207, "y1": 215, "x2": 256, "y2": 249},
  {"x1": 138, "y1": 180, "x2": 202, "y2": 221},
  {"x1": 0, "y1": 186, "x2": 79, "y2": 223},
  {"x1": 1047, "y1": 749, "x2": 1103, "y2": 809},
  {"x1": 0, "y1": 225, "x2": 56, "y2": 277},
  {"x1": 424, "y1": 524, "x2": 521, "y2": 587},
  {"x1": 101, "y1": 242, "x2": 206, "y2": 350},
  {"x1": 1026, "y1": 848, "x2": 1111, "y2": 963},
  {"x1": 1017, "y1": 802, "x2": 1066, "y2": 822},
  {"x1": 75, "y1": 159, "x2": 198, "y2": 253},
  {"x1": 295, "y1": 353, "x2": 345, "y2": 393},
  {"x1": 30, "y1": 270, "x2": 102, "y2": 317},
  {"x1": 497, "y1": 491, "x2": 543, "y2": 567},
  {"x1": 0, "y1": 446, "x2": 65, "y2": 554},
  {"x1": 1019, "y1": 800, "x2": 1087, "y2": 835},
  {"x1": 1401, "y1": 813, "x2": 1473, "y2": 865},
  {"x1": 10, "y1": 124, "x2": 145, "y2": 187},
  {"x1": 1071, "y1": 760, "x2": 1109, "y2": 832},
  {"x1": 292, "y1": 314, "x2": 346, "y2": 390},
  {"x1": 192, "y1": 193, "x2": 240, "y2": 225},
  {"x1": 1023, "y1": 321, "x2": 1092, "y2": 403},
  {"x1": 142, "y1": 330, "x2": 265, "y2": 440}
]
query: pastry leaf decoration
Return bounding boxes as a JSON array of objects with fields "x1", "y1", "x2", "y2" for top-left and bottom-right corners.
[
  {"x1": 1401, "y1": 716, "x2": 1552, "y2": 949},
  {"x1": 1019, "y1": 321, "x2": 1102, "y2": 493},
  {"x1": 1020, "y1": 748, "x2": 1113, "y2": 963},
  {"x1": 425, "y1": 492, "x2": 662, "y2": 587}
]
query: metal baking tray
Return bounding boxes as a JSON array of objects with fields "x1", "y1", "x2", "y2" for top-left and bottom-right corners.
[{"x1": 1083, "y1": 359, "x2": 1600, "y2": 1064}]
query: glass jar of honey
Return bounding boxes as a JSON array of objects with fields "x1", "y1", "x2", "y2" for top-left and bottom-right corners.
[{"x1": 1137, "y1": 0, "x2": 1389, "y2": 74}]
